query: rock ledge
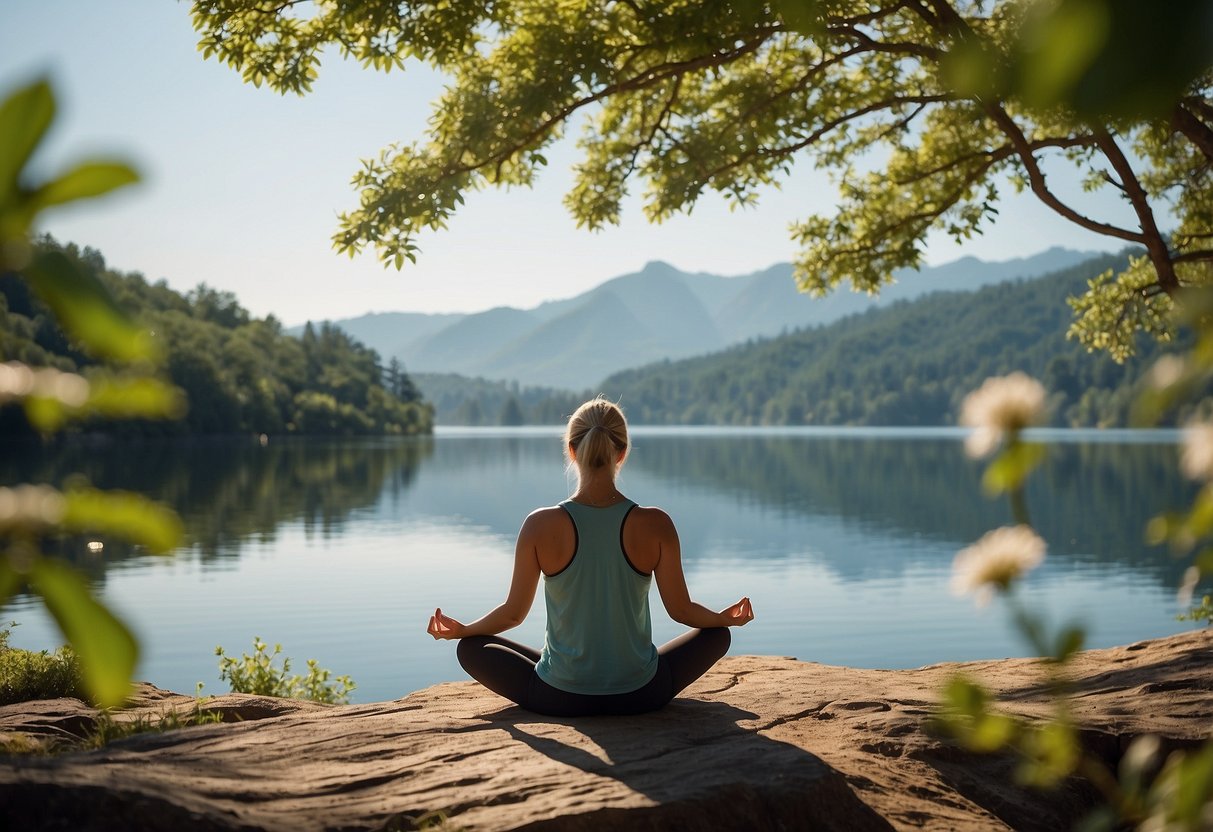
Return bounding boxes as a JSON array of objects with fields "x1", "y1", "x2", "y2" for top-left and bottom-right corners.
[{"x1": 1, "y1": 630, "x2": 1210, "y2": 831}]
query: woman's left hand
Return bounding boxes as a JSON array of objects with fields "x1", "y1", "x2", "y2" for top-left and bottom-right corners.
[
  {"x1": 427, "y1": 608, "x2": 466, "y2": 640},
  {"x1": 720, "y1": 596, "x2": 754, "y2": 626}
]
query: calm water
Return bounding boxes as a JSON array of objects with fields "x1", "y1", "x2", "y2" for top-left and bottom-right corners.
[{"x1": 1, "y1": 427, "x2": 1205, "y2": 703}]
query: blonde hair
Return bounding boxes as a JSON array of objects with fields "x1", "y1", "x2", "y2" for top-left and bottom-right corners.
[{"x1": 565, "y1": 397, "x2": 629, "y2": 474}]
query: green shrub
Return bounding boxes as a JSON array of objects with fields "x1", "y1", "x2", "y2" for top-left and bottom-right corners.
[
  {"x1": 0, "y1": 625, "x2": 88, "y2": 706},
  {"x1": 216, "y1": 637, "x2": 355, "y2": 704},
  {"x1": 1178, "y1": 595, "x2": 1213, "y2": 626}
]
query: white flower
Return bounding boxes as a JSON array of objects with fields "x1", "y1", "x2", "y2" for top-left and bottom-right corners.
[
  {"x1": 0, "y1": 484, "x2": 67, "y2": 531},
  {"x1": 1177, "y1": 565, "x2": 1201, "y2": 609},
  {"x1": 1180, "y1": 421, "x2": 1213, "y2": 481},
  {"x1": 0, "y1": 362, "x2": 89, "y2": 407},
  {"x1": 950, "y1": 525, "x2": 1047, "y2": 606},
  {"x1": 959, "y1": 372, "x2": 1047, "y2": 458},
  {"x1": 1146, "y1": 355, "x2": 1185, "y2": 391}
]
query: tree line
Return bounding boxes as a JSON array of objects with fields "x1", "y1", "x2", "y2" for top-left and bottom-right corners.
[
  {"x1": 0, "y1": 237, "x2": 433, "y2": 438},
  {"x1": 402, "y1": 253, "x2": 1197, "y2": 429},
  {"x1": 592, "y1": 252, "x2": 1193, "y2": 428}
]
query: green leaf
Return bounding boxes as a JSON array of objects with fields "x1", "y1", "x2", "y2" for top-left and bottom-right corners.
[
  {"x1": 23, "y1": 395, "x2": 70, "y2": 434},
  {"x1": 87, "y1": 374, "x2": 186, "y2": 421},
  {"x1": 1052, "y1": 625, "x2": 1085, "y2": 664},
  {"x1": 23, "y1": 250, "x2": 156, "y2": 363},
  {"x1": 1014, "y1": 0, "x2": 1110, "y2": 110},
  {"x1": 983, "y1": 442, "x2": 1046, "y2": 495},
  {"x1": 936, "y1": 674, "x2": 1019, "y2": 752},
  {"x1": 1012, "y1": 0, "x2": 1213, "y2": 118},
  {"x1": 1017, "y1": 720, "x2": 1080, "y2": 787},
  {"x1": 1195, "y1": 548, "x2": 1213, "y2": 575},
  {"x1": 0, "y1": 77, "x2": 54, "y2": 196},
  {"x1": 1187, "y1": 488, "x2": 1213, "y2": 539},
  {"x1": 31, "y1": 558, "x2": 137, "y2": 707},
  {"x1": 1153, "y1": 740, "x2": 1213, "y2": 825},
  {"x1": 0, "y1": 558, "x2": 19, "y2": 606},
  {"x1": 30, "y1": 161, "x2": 139, "y2": 211},
  {"x1": 771, "y1": 0, "x2": 822, "y2": 35},
  {"x1": 62, "y1": 487, "x2": 183, "y2": 554}
]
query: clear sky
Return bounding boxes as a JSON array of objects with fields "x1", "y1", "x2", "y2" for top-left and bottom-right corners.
[{"x1": 2, "y1": 0, "x2": 1141, "y2": 327}]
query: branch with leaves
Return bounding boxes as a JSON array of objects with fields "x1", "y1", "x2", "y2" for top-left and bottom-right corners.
[
  {"x1": 191, "y1": 0, "x2": 1213, "y2": 360},
  {"x1": 0, "y1": 78, "x2": 186, "y2": 707}
]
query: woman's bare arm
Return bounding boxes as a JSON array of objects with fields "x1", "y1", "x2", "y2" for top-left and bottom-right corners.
[
  {"x1": 427, "y1": 509, "x2": 546, "y2": 639},
  {"x1": 644, "y1": 507, "x2": 754, "y2": 629}
]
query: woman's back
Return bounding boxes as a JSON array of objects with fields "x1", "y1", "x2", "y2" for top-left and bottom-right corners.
[{"x1": 535, "y1": 499, "x2": 660, "y2": 695}]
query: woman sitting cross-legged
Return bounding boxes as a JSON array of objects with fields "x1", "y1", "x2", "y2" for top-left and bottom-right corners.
[{"x1": 426, "y1": 396, "x2": 754, "y2": 717}]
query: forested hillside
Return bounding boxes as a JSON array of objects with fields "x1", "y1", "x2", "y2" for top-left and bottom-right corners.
[
  {"x1": 0, "y1": 238, "x2": 432, "y2": 437},
  {"x1": 412, "y1": 373, "x2": 585, "y2": 426},
  {"x1": 595, "y1": 252, "x2": 1184, "y2": 427},
  {"x1": 322, "y1": 248, "x2": 1094, "y2": 389}
]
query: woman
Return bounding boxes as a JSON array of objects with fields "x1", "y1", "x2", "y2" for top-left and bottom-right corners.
[{"x1": 427, "y1": 396, "x2": 754, "y2": 716}]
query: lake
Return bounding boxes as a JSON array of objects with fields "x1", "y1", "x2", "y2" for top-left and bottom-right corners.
[{"x1": 1, "y1": 426, "x2": 1205, "y2": 704}]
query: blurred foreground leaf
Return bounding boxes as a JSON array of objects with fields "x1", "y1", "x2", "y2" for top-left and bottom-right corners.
[
  {"x1": 983, "y1": 442, "x2": 1047, "y2": 496},
  {"x1": 86, "y1": 373, "x2": 186, "y2": 421},
  {"x1": 1012, "y1": 0, "x2": 1213, "y2": 118},
  {"x1": 31, "y1": 558, "x2": 137, "y2": 707},
  {"x1": 0, "y1": 559, "x2": 18, "y2": 607},
  {"x1": 1017, "y1": 720, "x2": 1081, "y2": 787},
  {"x1": 24, "y1": 250, "x2": 156, "y2": 363},
  {"x1": 62, "y1": 486, "x2": 183, "y2": 555},
  {"x1": 937, "y1": 674, "x2": 1019, "y2": 752},
  {"x1": 0, "y1": 78, "x2": 53, "y2": 209},
  {"x1": 30, "y1": 161, "x2": 139, "y2": 212}
]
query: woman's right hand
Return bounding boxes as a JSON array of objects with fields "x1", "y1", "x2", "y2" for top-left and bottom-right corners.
[
  {"x1": 720, "y1": 597, "x2": 754, "y2": 627},
  {"x1": 427, "y1": 607, "x2": 466, "y2": 640}
]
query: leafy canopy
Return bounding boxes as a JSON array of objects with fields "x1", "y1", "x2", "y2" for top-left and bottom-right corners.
[{"x1": 192, "y1": 0, "x2": 1213, "y2": 358}]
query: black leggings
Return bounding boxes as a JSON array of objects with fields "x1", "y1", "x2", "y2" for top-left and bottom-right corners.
[{"x1": 456, "y1": 628, "x2": 731, "y2": 717}]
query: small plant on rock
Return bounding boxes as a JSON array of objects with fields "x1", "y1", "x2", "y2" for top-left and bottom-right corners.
[
  {"x1": 0, "y1": 623, "x2": 87, "y2": 706},
  {"x1": 216, "y1": 637, "x2": 355, "y2": 704}
]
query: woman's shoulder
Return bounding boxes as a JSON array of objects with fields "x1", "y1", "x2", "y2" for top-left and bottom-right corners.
[
  {"x1": 519, "y1": 504, "x2": 574, "y2": 538},
  {"x1": 624, "y1": 504, "x2": 676, "y2": 533}
]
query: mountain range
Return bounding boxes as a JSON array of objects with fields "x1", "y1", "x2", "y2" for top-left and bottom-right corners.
[{"x1": 313, "y1": 247, "x2": 1099, "y2": 390}]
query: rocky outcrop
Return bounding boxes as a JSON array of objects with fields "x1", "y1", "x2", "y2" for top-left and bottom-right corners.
[{"x1": 1, "y1": 629, "x2": 1210, "y2": 831}]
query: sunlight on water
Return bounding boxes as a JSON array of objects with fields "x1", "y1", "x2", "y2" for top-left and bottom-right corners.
[{"x1": 1, "y1": 428, "x2": 1205, "y2": 702}]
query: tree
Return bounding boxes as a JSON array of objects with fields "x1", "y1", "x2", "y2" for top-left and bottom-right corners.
[
  {"x1": 192, "y1": 0, "x2": 1212, "y2": 358},
  {"x1": 499, "y1": 395, "x2": 525, "y2": 426}
]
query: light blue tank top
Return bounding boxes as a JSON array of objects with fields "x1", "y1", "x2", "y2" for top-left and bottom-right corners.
[{"x1": 534, "y1": 499, "x2": 660, "y2": 695}]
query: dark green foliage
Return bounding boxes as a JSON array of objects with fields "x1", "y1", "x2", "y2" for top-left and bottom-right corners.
[
  {"x1": 596, "y1": 253, "x2": 1193, "y2": 427},
  {"x1": 0, "y1": 626, "x2": 87, "y2": 706},
  {"x1": 414, "y1": 373, "x2": 586, "y2": 426},
  {"x1": 0, "y1": 237, "x2": 433, "y2": 437}
]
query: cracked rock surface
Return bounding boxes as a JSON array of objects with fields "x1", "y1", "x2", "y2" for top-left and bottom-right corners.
[{"x1": 1, "y1": 629, "x2": 1210, "y2": 831}]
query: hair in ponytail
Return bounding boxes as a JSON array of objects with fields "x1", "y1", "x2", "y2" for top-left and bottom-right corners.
[{"x1": 565, "y1": 396, "x2": 629, "y2": 475}]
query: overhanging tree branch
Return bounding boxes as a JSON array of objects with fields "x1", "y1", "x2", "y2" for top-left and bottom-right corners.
[
  {"x1": 984, "y1": 104, "x2": 1146, "y2": 244},
  {"x1": 1173, "y1": 102, "x2": 1213, "y2": 163},
  {"x1": 445, "y1": 29, "x2": 782, "y2": 179},
  {"x1": 1092, "y1": 128, "x2": 1180, "y2": 292},
  {"x1": 1173, "y1": 249, "x2": 1213, "y2": 263},
  {"x1": 693, "y1": 93, "x2": 952, "y2": 185}
]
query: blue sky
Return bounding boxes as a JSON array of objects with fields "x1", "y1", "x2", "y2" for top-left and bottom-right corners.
[{"x1": 2, "y1": 0, "x2": 1141, "y2": 326}]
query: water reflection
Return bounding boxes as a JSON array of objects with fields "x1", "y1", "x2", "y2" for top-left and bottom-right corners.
[
  {"x1": 624, "y1": 430, "x2": 1197, "y2": 585},
  {"x1": 0, "y1": 436, "x2": 434, "y2": 575},
  {"x1": 0, "y1": 428, "x2": 1202, "y2": 701}
]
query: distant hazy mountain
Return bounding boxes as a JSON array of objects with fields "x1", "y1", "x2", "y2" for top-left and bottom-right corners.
[{"x1": 311, "y1": 246, "x2": 1097, "y2": 389}]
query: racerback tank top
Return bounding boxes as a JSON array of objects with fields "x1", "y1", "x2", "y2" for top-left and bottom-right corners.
[{"x1": 534, "y1": 499, "x2": 660, "y2": 694}]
